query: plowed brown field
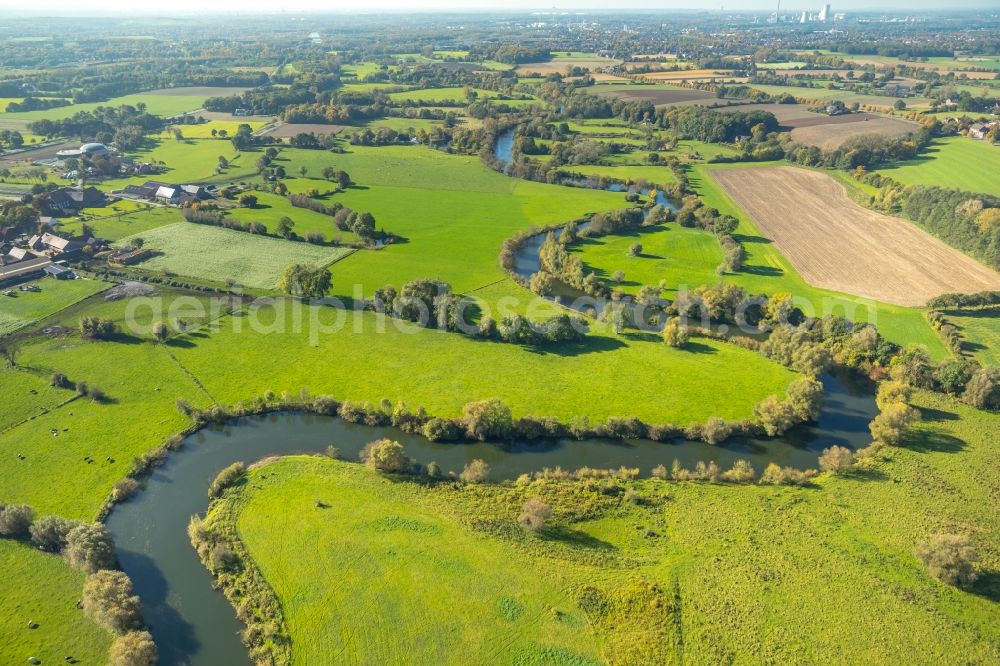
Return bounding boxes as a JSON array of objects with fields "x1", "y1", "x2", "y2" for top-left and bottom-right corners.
[{"x1": 710, "y1": 166, "x2": 1000, "y2": 306}]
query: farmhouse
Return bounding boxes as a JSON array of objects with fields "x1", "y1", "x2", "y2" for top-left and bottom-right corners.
[
  {"x1": 0, "y1": 256, "x2": 52, "y2": 286},
  {"x1": 47, "y1": 186, "x2": 107, "y2": 213},
  {"x1": 121, "y1": 181, "x2": 212, "y2": 206},
  {"x1": 28, "y1": 232, "x2": 81, "y2": 258},
  {"x1": 2, "y1": 246, "x2": 34, "y2": 264},
  {"x1": 43, "y1": 263, "x2": 75, "y2": 279}
]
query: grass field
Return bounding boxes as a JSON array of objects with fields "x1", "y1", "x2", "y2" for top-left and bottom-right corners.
[
  {"x1": 1, "y1": 87, "x2": 249, "y2": 123},
  {"x1": 0, "y1": 278, "x2": 108, "y2": 336},
  {"x1": 388, "y1": 87, "x2": 538, "y2": 106},
  {"x1": 99, "y1": 138, "x2": 256, "y2": 189},
  {"x1": 215, "y1": 388, "x2": 1000, "y2": 663},
  {"x1": 167, "y1": 120, "x2": 269, "y2": 139},
  {"x1": 0, "y1": 366, "x2": 76, "y2": 430},
  {"x1": 876, "y1": 137, "x2": 1000, "y2": 198},
  {"x1": 556, "y1": 164, "x2": 677, "y2": 185},
  {"x1": 947, "y1": 310, "x2": 1000, "y2": 366},
  {"x1": 117, "y1": 223, "x2": 352, "y2": 288},
  {"x1": 0, "y1": 540, "x2": 113, "y2": 666},
  {"x1": 58, "y1": 207, "x2": 185, "y2": 241}
]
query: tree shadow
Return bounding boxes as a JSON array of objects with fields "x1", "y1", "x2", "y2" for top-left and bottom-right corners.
[
  {"x1": 741, "y1": 264, "x2": 784, "y2": 277},
  {"x1": 165, "y1": 337, "x2": 197, "y2": 349},
  {"x1": 918, "y1": 406, "x2": 960, "y2": 422},
  {"x1": 969, "y1": 571, "x2": 1000, "y2": 602},
  {"x1": 532, "y1": 335, "x2": 626, "y2": 357},
  {"x1": 903, "y1": 430, "x2": 966, "y2": 454},
  {"x1": 683, "y1": 340, "x2": 718, "y2": 354},
  {"x1": 733, "y1": 234, "x2": 773, "y2": 244},
  {"x1": 541, "y1": 525, "x2": 615, "y2": 551},
  {"x1": 842, "y1": 467, "x2": 888, "y2": 482}
]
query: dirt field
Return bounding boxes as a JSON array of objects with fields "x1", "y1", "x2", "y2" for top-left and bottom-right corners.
[
  {"x1": 710, "y1": 166, "x2": 1000, "y2": 306},
  {"x1": 0, "y1": 139, "x2": 74, "y2": 164},
  {"x1": 790, "y1": 116, "x2": 916, "y2": 149},
  {"x1": 590, "y1": 86, "x2": 716, "y2": 106},
  {"x1": 260, "y1": 123, "x2": 345, "y2": 138}
]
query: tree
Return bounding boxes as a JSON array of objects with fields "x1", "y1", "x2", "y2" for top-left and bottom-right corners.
[
  {"x1": 754, "y1": 395, "x2": 796, "y2": 436},
  {"x1": 818, "y1": 445, "x2": 854, "y2": 473},
  {"x1": 529, "y1": 270, "x2": 555, "y2": 296},
  {"x1": 276, "y1": 216, "x2": 295, "y2": 238},
  {"x1": 611, "y1": 270, "x2": 625, "y2": 284},
  {"x1": 518, "y1": 497, "x2": 552, "y2": 531},
  {"x1": 701, "y1": 417, "x2": 732, "y2": 445},
  {"x1": 80, "y1": 316, "x2": 116, "y2": 340},
  {"x1": 460, "y1": 459, "x2": 490, "y2": 483},
  {"x1": 0, "y1": 503, "x2": 34, "y2": 536},
  {"x1": 208, "y1": 462, "x2": 245, "y2": 498},
  {"x1": 351, "y1": 211, "x2": 376, "y2": 239},
  {"x1": 915, "y1": 534, "x2": 978, "y2": 587},
  {"x1": 108, "y1": 631, "x2": 157, "y2": 666},
  {"x1": 628, "y1": 242, "x2": 642, "y2": 256},
  {"x1": 30, "y1": 515, "x2": 84, "y2": 552},
  {"x1": 64, "y1": 523, "x2": 116, "y2": 573},
  {"x1": 152, "y1": 321, "x2": 170, "y2": 343},
  {"x1": 462, "y1": 398, "x2": 513, "y2": 441},
  {"x1": 876, "y1": 380, "x2": 911, "y2": 410},
  {"x1": 786, "y1": 377, "x2": 824, "y2": 421},
  {"x1": 82, "y1": 570, "x2": 144, "y2": 634},
  {"x1": 238, "y1": 193, "x2": 258, "y2": 208},
  {"x1": 869, "y1": 402, "x2": 920, "y2": 446},
  {"x1": 962, "y1": 367, "x2": 999, "y2": 410},
  {"x1": 662, "y1": 318, "x2": 688, "y2": 348},
  {"x1": 279, "y1": 264, "x2": 332, "y2": 298},
  {"x1": 359, "y1": 439, "x2": 410, "y2": 473}
]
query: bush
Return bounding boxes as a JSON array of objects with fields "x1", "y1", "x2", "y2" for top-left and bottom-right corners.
[
  {"x1": 818, "y1": 445, "x2": 854, "y2": 473},
  {"x1": 869, "y1": 402, "x2": 920, "y2": 446},
  {"x1": 962, "y1": 367, "x2": 999, "y2": 410},
  {"x1": 518, "y1": 497, "x2": 552, "y2": 531},
  {"x1": 0, "y1": 503, "x2": 34, "y2": 536},
  {"x1": 786, "y1": 377, "x2": 824, "y2": 421},
  {"x1": 422, "y1": 417, "x2": 461, "y2": 442},
  {"x1": 359, "y1": 439, "x2": 411, "y2": 473},
  {"x1": 64, "y1": 523, "x2": 116, "y2": 573},
  {"x1": 915, "y1": 534, "x2": 979, "y2": 587},
  {"x1": 753, "y1": 395, "x2": 796, "y2": 436},
  {"x1": 876, "y1": 380, "x2": 911, "y2": 410},
  {"x1": 30, "y1": 515, "x2": 84, "y2": 552},
  {"x1": 721, "y1": 459, "x2": 756, "y2": 483},
  {"x1": 208, "y1": 462, "x2": 246, "y2": 498},
  {"x1": 662, "y1": 318, "x2": 689, "y2": 348},
  {"x1": 79, "y1": 316, "x2": 116, "y2": 340},
  {"x1": 701, "y1": 417, "x2": 732, "y2": 445},
  {"x1": 108, "y1": 630, "x2": 157, "y2": 666},
  {"x1": 460, "y1": 459, "x2": 490, "y2": 483},
  {"x1": 462, "y1": 398, "x2": 513, "y2": 441},
  {"x1": 759, "y1": 463, "x2": 816, "y2": 486},
  {"x1": 111, "y1": 478, "x2": 141, "y2": 503},
  {"x1": 82, "y1": 570, "x2": 144, "y2": 634}
]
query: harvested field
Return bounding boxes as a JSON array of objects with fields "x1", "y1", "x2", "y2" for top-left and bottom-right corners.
[
  {"x1": 589, "y1": 85, "x2": 715, "y2": 106},
  {"x1": 710, "y1": 166, "x2": 1000, "y2": 306},
  {"x1": 0, "y1": 139, "x2": 74, "y2": 163},
  {"x1": 196, "y1": 110, "x2": 277, "y2": 123},
  {"x1": 790, "y1": 116, "x2": 916, "y2": 149},
  {"x1": 640, "y1": 69, "x2": 743, "y2": 81},
  {"x1": 261, "y1": 122, "x2": 346, "y2": 138}
]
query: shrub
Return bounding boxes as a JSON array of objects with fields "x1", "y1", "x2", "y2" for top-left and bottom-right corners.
[
  {"x1": 108, "y1": 631, "x2": 157, "y2": 666},
  {"x1": 422, "y1": 417, "x2": 461, "y2": 442},
  {"x1": 721, "y1": 459, "x2": 756, "y2": 483},
  {"x1": 359, "y1": 439, "x2": 411, "y2": 473},
  {"x1": 962, "y1": 367, "x2": 999, "y2": 410},
  {"x1": 0, "y1": 503, "x2": 34, "y2": 536},
  {"x1": 869, "y1": 402, "x2": 920, "y2": 446},
  {"x1": 754, "y1": 395, "x2": 796, "y2": 436},
  {"x1": 651, "y1": 464, "x2": 668, "y2": 479},
  {"x1": 818, "y1": 445, "x2": 854, "y2": 474},
  {"x1": 875, "y1": 380, "x2": 911, "y2": 410},
  {"x1": 759, "y1": 463, "x2": 816, "y2": 486},
  {"x1": 462, "y1": 398, "x2": 513, "y2": 441},
  {"x1": 662, "y1": 318, "x2": 689, "y2": 348},
  {"x1": 82, "y1": 570, "x2": 144, "y2": 634},
  {"x1": 519, "y1": 497, "x2": 552, "y2": 531},
  {"x1": 628, "y1": 242, "x2": 642, "y2": 256},
  {"x1": 786, "y1": 377, "x2": 824, "y2": 421},
  {"x1": 79, "y1": 316, "x2": 116, "y2": 340},
  {"x1": 111, "y1": 478, "x2": 141, "y2": 503},
  {"x1": 50, "y1": 372, "x2": 69, "y2": 388},
  {"x1": 915, "y1": 534, "x2": 979, "y2": 587},
  {"x1": 64, "y1": 523, "x2": 117, "y2": 573},
  {"x1": 152, "y1": 321, "x2": 170, "y2": 343},
  {"x1": 701, "y1": 417, "x2": 732, "y2": 445},
  {"x1": 425, "y1": 461, "x2": 442, "y2": 478},
  {"x1": 208, "y1": 462, "x2": 246, "y2": 498},
  {"x1": 30, "y1": 515, "x2": 84, "y2": 552},
  {"x1": 460, "y1": 459, "x2": 490, "y2": 483},
  {"x1": 209, "y1": 543, "x2": 239, "y2": 573}
]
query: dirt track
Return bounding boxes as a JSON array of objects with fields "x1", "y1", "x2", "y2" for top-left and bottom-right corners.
[{"x1": 710, "y1": 166, "x2": 1000, "y2": 306}]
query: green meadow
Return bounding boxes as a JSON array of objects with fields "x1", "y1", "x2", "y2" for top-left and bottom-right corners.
[
  {"x1": 947, "y1": 310, "x2": 1000, "y2": 366},
  {"x1": 117, "y1": 223, "x2": 352, "y2": 289},
  {"x1": 556, "y1": 163, "x2": 677, "y2": 185},
  {"x1": 875, "y1": 137, "x2": 1000, "y2": 198},
  {"x1": 214, "y1": 388, "x2": 1000, "y2": 664},
  {"x1": 0, "y1": 278, "x2": 108, "y2": 337},
  {"x1": 1, "y1": 87, "x2": 249, "y2": 123}
]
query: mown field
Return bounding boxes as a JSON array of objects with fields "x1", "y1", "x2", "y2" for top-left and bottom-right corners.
[
  {"x1": 0, "y1": 86, "x2": 249, "y2": 123},
  {"x1": 218, "y1": 388, "x2": 1000, "y2": 664},
  {"x1": 117, "y1": 223, "x2": 352, "y2": 288},
  {"x1": 947, "y1": 310, "x2": 1000, "y2": 366},
  {"x1": 875, "y1": 137, "x2": 1000, "y2": 198},
  {"x1": 0, "y1": 278, "x2": 108, "y2": 336}
]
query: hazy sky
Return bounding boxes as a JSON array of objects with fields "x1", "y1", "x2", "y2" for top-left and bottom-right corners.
[{"x1": 0, "y1": 0, "x2": 996, "y2": 13}]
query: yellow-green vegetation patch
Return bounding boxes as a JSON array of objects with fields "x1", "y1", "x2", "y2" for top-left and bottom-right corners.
[
  {"x1": 117, "y1": 223, "x2": 351, "y2": 289},
  {"x1": 59, "y1": 207, "x2": 184, "y2": 242},
  {"x1": 0, "y1": 367, "x2": 76, "y2": 431},
  {"x1": 0, "y1": 540, "x2": 113, "y2": 665},
  {"x1": 2, "y1": 87, "x2": 249, "y2": 122},
  {"x1": 947, "y1": 310, "x2": 1000, "y2": 366},
  {"x1": 876, "y1": 137, "x2": 1000, "y2": 198},
  {"x1": 0, "y1": 278, "x2": 109, "y2": 337},
  {"x1": 100, "y1": 138, "x2": 255, "y2": 188},
  {"x1": 168, "y1": 121, "x2": 268, "y2": 139},
  {"x1": 556, "y1": 164, "x2": 677, "y2": 185}
]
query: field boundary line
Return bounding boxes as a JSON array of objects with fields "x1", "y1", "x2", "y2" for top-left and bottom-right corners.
[
  {"x1": 0, "y1": 394, "x2": 81, "y2": 435},
  {"x1": 163, "y1": 347, "x2": 218, "y2": 405}
]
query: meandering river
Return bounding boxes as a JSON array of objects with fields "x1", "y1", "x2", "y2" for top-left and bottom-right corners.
[{"x1": 106, "y1": 372, "x2": 876, "y2": 665}]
